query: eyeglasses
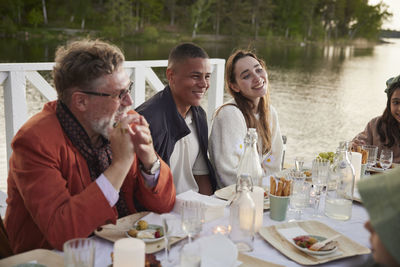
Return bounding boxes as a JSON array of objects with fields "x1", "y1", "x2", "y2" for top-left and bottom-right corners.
[{"x1": 79, "y1": 81, "x2": 133, "y2": 100}]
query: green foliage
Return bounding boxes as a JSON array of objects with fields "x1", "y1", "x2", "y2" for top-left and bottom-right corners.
[
  {"x1": 27, "y1": 8, "x2": 43, "y2": 28},
  {"x1": 0, "y1": 16, "x2": 18, "y2": 35},
  {"x1": 0, "y1": 0, "x2": 391, "y2": 41},
  {"x1": 142, "y1": 26, "x2": 159, "y2": 41}
]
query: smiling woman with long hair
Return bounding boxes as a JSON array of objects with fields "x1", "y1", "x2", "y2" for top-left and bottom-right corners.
[
  {"x1": 352, "y1": 75, "x2": 400, "y2": 163},
  {"x1": 208, "y1": 50, "x2": 283, "y2": 188}
]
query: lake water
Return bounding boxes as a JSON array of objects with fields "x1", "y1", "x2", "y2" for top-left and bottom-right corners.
[{"x1": 1, "y1": 37, "x2": 400, "y2": 190}]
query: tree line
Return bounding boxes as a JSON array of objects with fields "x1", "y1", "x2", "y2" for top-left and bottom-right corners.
[{"x1": 0, "y1": 0, "x2": 391, "y2": 41}]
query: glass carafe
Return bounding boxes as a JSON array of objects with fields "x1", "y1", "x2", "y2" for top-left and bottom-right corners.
[
  {"x1": 324, "y1": 141, "x2": 355, "y2": 221},
  {"x1": 237, "y1": 128, "x2": 263, "y2": 186},
  {"x1": 236, "y1": 128, "x2": 264, "y2": 231},
  {"x1": 229, "y1": 174, "x2": 256, "y2": 252}
]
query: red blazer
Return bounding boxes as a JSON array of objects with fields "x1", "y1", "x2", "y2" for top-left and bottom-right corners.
[{"x1": 5, "y1": 101, "x2": 175, "y2": 253}]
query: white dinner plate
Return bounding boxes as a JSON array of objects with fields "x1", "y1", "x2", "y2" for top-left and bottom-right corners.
[
  {"x1": 126, "y1": 224, "x2": 164, "y2": 243},
  {"x1": 291, "y1": 235, "x2": 338, "y2": 256},
  {"x1": 215, "y1": 184, "x2": 270, "y2": 209}
]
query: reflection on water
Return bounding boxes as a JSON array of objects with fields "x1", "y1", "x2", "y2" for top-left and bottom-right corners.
[{"x1": 1, "y1": 38, "x2": 400, "y2": 189}]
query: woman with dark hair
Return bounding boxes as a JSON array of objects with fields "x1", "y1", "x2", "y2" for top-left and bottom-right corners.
[
  {"x1": 209, "y1": 50, "x2": 283, "y2": 188},
  {"x1": 352, "y1": 75, "x2": 400, "y2": 163}
]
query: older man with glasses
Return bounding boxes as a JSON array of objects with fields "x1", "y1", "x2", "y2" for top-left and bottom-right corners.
[{"x1": 4, "y1": 39, "x2": 176, "y2": 254}]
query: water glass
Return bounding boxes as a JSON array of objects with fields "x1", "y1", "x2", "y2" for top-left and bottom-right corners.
[
  {"x1": 362, "y1": 145, "x2": 378, "y2": 168},
  {"x1": 288, "y1": 171, "x2": 310, "y2": 220},
  {"x1": 295, "y1": 157, "x2": 305, "y2": 171},
  {"x1": 181, "y1": 201, "x2": 204, "y2": 243},
  {"x1": 380, "y1": 149, "x2": 393, "y2": 170},
  {"x1": 311, "y1": 159, "x2": 329, "y2": 216},
  {"x1": 63, "y1": 238, "x2": 95, "y2": 267}
]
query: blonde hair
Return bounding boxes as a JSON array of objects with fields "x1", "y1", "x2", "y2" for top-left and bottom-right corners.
[{"x1": 225, "y1": 49, "x2": 271, "y2": 154}]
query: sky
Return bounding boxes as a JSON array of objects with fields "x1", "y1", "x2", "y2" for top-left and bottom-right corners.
[{"x1": 369, "y1": 0, "x2": 400, "y2": 30}]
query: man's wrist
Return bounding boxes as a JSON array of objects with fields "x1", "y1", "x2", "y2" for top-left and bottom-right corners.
[{"x1": 140, "y1": 157, "x2": 160, "y2": 175}]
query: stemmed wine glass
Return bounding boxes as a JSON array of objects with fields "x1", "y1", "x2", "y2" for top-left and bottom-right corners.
[
  {"x1": 311, "y1": 158, "x2": 329, "y2": 217},
  {"x1": 380, "y1": 149, "x2": 393, "y2": 170},
  {"x1": 181, "y1": 201, "x2": 204, "y2": 243},
  {"x1": 160, "y1": 213, "x2": 182, "y2": 266}
]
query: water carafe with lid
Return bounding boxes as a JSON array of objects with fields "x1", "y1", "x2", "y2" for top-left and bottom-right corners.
[{"x1": 324, "y1": 141, "x2": 355, "y2": 220}]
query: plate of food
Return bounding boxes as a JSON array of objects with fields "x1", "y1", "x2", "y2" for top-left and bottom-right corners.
[
  {"x1": 126, "y1": 220, "x2": 164, "y2": 243},
  {"x1": 292, "y1": 235, "x2": 338, "y2": 256}
]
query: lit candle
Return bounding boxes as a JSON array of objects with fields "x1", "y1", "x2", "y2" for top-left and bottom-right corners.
[
  {"x1": 239, "y1": 206, "x2": 255, "y2": 231},
  {"x1": 251, "y1": 186, "x2": 264, "y2": 231},
  {"x1": 351, "y1": 152, "x2": 362, "y2": 184},
  {"x1": 213, "y1": 225, "x2": 231, "y2": 235},
  {"x1": 114, "y1": 238, "x2": 145, "y2": 267}
]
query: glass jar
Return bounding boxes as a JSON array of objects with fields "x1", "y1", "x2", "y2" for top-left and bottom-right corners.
[
  {"x1": 324, "y1": 141, "x2": 355, "y2": 221},
  {"x1": 229, "y1": 174, "x2": 256, "y2": 252},
  {"x1": 236, "y1": 128, "x2": 264, "y2": 230}
]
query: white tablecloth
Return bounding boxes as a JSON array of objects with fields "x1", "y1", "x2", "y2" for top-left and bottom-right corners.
[{"x1": 91, "y1": 200, "x2": 371, "y2": 267}]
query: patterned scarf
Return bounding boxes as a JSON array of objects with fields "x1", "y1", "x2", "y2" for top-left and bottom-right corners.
[{"x1": 56, "y1": 101, "x2": 130, "y2": 217}]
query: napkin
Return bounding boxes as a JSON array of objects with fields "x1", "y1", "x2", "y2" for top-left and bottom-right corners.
[
  {"x1": 180, "y1": 235, "x2": 241, "y2": 267},
  {"x1": 277, "y1": 227, "x2": 343, "y2": 260},
  {"x1": 173, "y1": 190, "x2": 228, "y2": 222},
  {"x1": 138, "y1": 212, "x2": 162, "y2": 225}
]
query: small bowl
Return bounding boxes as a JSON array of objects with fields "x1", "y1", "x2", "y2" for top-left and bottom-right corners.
[{"x1": 292, "y1": 235, "x2": 338, "y2": 256}]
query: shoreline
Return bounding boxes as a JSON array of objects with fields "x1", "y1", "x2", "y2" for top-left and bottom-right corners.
[{"x1": 1, "y1": 27, "x2": 388, "y2": 49}]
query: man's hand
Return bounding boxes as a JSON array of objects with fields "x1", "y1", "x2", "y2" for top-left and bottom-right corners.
[
  {"x1": 104, "y1": 113, "x2": 157, "y2": 190},
  {"x1": 129, "y1": 115, "x2": 158, "y2": 170},
  {"x1": 104, "y1": 115, "x2": 136, "y2": 190}
]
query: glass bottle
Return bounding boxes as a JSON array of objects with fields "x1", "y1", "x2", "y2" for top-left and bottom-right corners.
[
  {"x1": 236, "y1": 128, "x2": 264, "y2": 231},
  {"x1": 237, "y1": 128, "x2": 263, "y2": 186},
  {"x1": 229, "y1": 174, "x2": 256, "y2": 252},
  {"x1": 324, "y1": 141, "x2": 355, "y2": 221}
]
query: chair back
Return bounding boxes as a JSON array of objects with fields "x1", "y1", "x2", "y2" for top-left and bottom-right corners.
[{"x1": 281, "y1": 135, "x2": 287, "y2": 170}]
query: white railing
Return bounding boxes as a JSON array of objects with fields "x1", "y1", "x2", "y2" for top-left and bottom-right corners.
[{"x1": 0, "y1": 59, "x2": 225, "y2": 168}]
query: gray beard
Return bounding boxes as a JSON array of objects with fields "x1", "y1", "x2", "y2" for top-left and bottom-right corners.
[
  {"x1": 90, "y1": 115, "x2": 114, "y2": 139},
  {"x1": 88, "y1": 107, "x2": 129, "y2": 139}
]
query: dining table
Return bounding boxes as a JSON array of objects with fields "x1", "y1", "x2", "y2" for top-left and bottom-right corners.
[{"x1": 89, "y1": 195, "x2": 372, "y2": 267}]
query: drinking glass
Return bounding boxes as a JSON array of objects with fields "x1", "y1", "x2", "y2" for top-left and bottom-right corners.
[
  {"x1": 311, "y1": 159, "x2": 329, "y2": 217},
  {"x1": 362, "y1": 145, "x2": 378, "y2": 169},
  {"x1": 181, "y1": 201, "x2": 204, "y2": 243},
  {"x1": 380, "y1": 149, "x2": 393, "y2": 170},
  {"x1": 288, "y1": 171, "x2": 310, "y2": 221},
  {"x1": 63, "y1": 238, "x2": 95, "y2": 267},
  {"x1": 160, "y1": 213, "x2": 181, "y2": 265},
  {"x1": 295, "y1": 157, "x2": 305, "y2": 171}
]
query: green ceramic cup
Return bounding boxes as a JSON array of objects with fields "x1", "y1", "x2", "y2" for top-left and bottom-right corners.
[{"x1": 269, "y1": 193, "x2": 290, "y2": 221}]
